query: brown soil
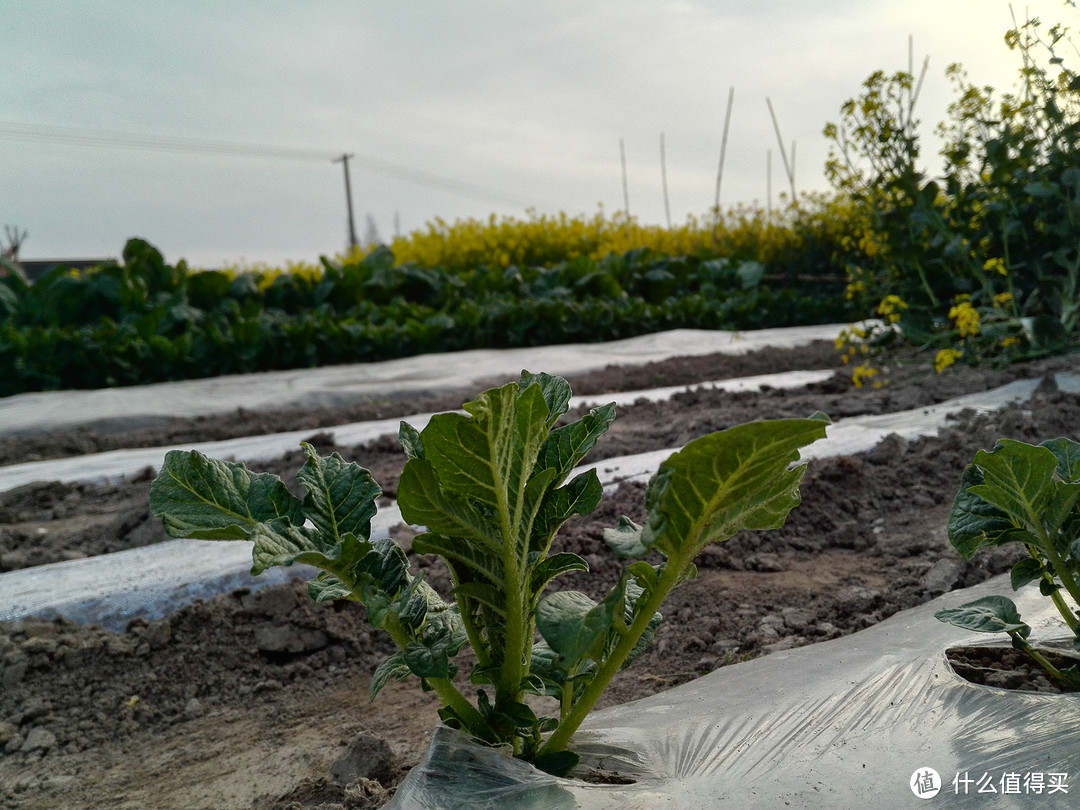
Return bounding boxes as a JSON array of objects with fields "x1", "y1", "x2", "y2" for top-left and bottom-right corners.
[
  {"x1": 946, "y1": 646, "x2": 1080, "y2": 693},
  {"x1": 2, "y1": 340, "x2": 1079, "y2": 810}
]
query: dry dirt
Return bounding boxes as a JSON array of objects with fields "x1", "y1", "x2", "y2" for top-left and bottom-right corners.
[{"x1": 2, "y1": 340, "x2": 1079, "y2": 810}]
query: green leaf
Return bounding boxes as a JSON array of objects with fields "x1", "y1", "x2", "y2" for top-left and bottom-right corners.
[
  {"x1": 640, "y1": 417, "x2": 828, "y2": 565},
  {"x1": 370, "y1": 652, "x2": 411, "y2": 700},
  {"x1": 150, "y1": 449, "x2": 304, "y2": 540},
  {"x1": 1040, "y1": 578, "x2": 1062, "y2": 597},
  {"x1": 296, "y1": 442, "x2": 381, "y2": 543},
  {"x1": 532, "y1": 750, "x2": 580, "y2": 778},
  {"x1": 535, "y1": 402, "x2": 616, "y2": 482},
  {"x1": 1011, "y1": 557, "x2": 1046, "y2": 590},
  {"x1": 529, "y1": 470, "x2": 603, "y2": 553},
  {"x1": 527, "y1": 640, "x2": 574, "y2": 695},
  {"x1": 948, "y1": 464, "x2": 1018, "y2": 557},
  {"x1": 1058, "y1": 665, "x2": 1080, "y2": 691},
  {"x1": 402, "y1": 640, "x2": 456, "y2": 680},
  {"x1": 536, "y1": 585, "x2": 623, "y2": 666},
  {"x1": 352, "y1": 538, "x2": 413, "y2": 624},
  {"x1": 487, "y1": 699, "x2": 539, "y2": 731},
  {"x1": 518, "y1": 370, "x2": 572, "y2": 428},
  {"x1": 249, "y1": 522, "x2": 373, "y2": 577},
  {"x1": 397, "y1": 459, "x2": 499, "y2": 546},
  {"x1": 735, "y1": 260, "x2": 765, "y2": 290},
  {"x1": 618, "y1": 579, "x2": 662, "y2": 671},
  {"x1": 422, "y1": 381, "x2": 548, "y2": 511},
  {"x1": 529, "y1": 552, "x2": 589, "y2": 596},
  {"x1": 602, "y1": 516, "x2": 649, "y2": 558},
  {"x1": 1042, "y1": 437, "x2": 1080, "y2": 483},
  {"x1": 308, "y1": 575, "x2": 354, "y2": 603},
  {"x1": 962, "y1": 440, "x2": 1080, "y2": 551},
  {"x1": 935, "y1": 595, "x2": 1031, "y2": 638},
  {"x1": 400, "y1": 609, "x2": 466, "y2": 679},
  {"x1": 397, "y1": 584, "x2": 432, "y2": 631},
  {"x1": 398, "y1": 420, "x2": 425, "y2": 461},
  {"x1": 412, "y1": 532, "x2": 506, "y2": 587},
  {"x1": 628, "y1": 560, "x2": 660, "y2": 590},
  {"x1": 967, "y1": 440, "x2": 1057, "y2": 536},
  {"x1": 400, "y1": 380, "x2": 557, "y2": 567},
  {"x1": 1046, "y1": 480, "x2": 1080, "y2": 545},
  {"x1": 451, "y1": 581, "x2": 508, "y2": 616}
]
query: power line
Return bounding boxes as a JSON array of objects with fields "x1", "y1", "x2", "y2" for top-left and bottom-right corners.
[
  {"x1": 0, "y1": 120, "x2": 546, "y2": 209},
  {"x1": 0, "y1": 121, "x2": 334, "y2": 160}
]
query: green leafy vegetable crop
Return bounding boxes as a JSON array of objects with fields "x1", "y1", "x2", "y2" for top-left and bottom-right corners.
[
  {"x1": 935, "y1": 437, "x2": 1080, "y2": 690},
  {"x1": 150, "y1": 371, "x2": 828, "y2": 774}
]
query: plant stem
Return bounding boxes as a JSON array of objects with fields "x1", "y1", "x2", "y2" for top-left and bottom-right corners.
[
  {"x1": 495, "y1": 495, "x2": 528, "y2": 753},
  {"x1": 1036, "y1": 532, "x2": 1080, "y2": 621},
  {"x1": 539, "y1": 561, "x2": 682, "y2": 757},
  {"x1": 457, "y1": 599, "x2": 493, "y2": 671},
  {"x1": 383, "y1": 615, "x2": 492, "y2": 742},
  {"x1": 1041, "y1": 569, "x2": 1080, "y2": 639},
  {"x1": 427, "y1": 676, "x2": 495, "y2": 741},
  {"x1": 1012, "y1": 633, "x2": 1078, "y2": 691}
]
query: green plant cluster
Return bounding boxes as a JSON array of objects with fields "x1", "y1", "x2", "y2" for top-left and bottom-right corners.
[
  {"x1": 0, "y1": 238, "x2": 852, "y2": 397},
  {"x1": 827, "y1": 13, "x2": 1080, "y2": 373},
  {"x1": 936, "y1": 437, "x2": 1080, "y2": 690},
  {"x1": 353, "y1": 201, "x2": 878, "y2": 286},
  {"x1": 149, "y1": 371, "x2": 828, "y2": 773}
]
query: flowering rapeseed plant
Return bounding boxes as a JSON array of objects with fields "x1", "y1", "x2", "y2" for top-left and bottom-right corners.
[
  {"x1": 823, "y1": 10, "x2": 1080, "y2": 378},
  {"x1": 948, "y1": 299, "x2": 981, "y2": 338}
]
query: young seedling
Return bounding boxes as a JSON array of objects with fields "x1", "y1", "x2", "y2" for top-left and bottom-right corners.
[
  {"x1": 150, "y1": 371, "x2": 828, "y2": 774},
  {"x1": 935, "y1": 438, "x2": 1080, "y2": 690}
]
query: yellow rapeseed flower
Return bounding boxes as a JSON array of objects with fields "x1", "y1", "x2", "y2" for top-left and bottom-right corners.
[
  {"x1": 934, "y1": 348, "x2": 962, "y2": 373},
  {"x1": 982, "y1": 257, "x2": 1008, "y2": 277},
  {"x1": 845, "y1": 279, "x2": 866, "y2": 301},
  {"x1": 852, "y1": 363, "x2": 880, "y2": 388},
  {"x1": 948, "y1": 300, "x2": 981, "y2": 337},
  {"x1": 876, "y1": 294, "x2": 907, "y2": 324}
]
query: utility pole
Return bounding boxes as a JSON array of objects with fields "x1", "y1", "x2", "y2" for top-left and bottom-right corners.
[{"x1": 333, "y1": 153, "x2": 359, "y2": 252}]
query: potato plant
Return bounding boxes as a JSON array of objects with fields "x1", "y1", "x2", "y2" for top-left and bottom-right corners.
[
  {"x1": 150, "y1": 371, "x2": 828, "y2": 774},
  {"x1": 935, "y1": 437, "x2": 1080, "y2": 690}
]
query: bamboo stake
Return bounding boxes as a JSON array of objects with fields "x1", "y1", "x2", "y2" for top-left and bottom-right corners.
[
  {"x1": 714, "y1": 86, "x2": 735, "y2": 214},
  {"x1": 619, "y1": 137, "x2": 630, "y2": 216},
  {"x1": 765, "y1": 98, "x2": 796, "y2": 203},
  {"x1": 790, "y1": 140, "x2": 796, "y2": 193},
  {"x1": 766, "y1": 148, "x2": 772, "y2": 215},
  {"x1": 660, "y1": 132, "x2": 672, "y2": 229}
]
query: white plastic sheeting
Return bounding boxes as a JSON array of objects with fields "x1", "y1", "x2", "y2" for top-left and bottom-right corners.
[
  {"x1": 0, "y1": 324, "x2": 848, "y2": 436},
  {"x1": 2, "y1": 373, "x2": 1075, "y2": 631},
  {"x1": 0, "y1": 369, "x2": 834, "y2": 492},
  {"x1": 583, "y1": 376, "x2": 1072, "y2": 489},
  {"x1": 387, "y1": 575, "x2": 1080, "y2": 809}
]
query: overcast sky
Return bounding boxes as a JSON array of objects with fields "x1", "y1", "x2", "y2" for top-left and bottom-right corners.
[{"x1": 3, "y1": 0, "x2": 1073, "y2": 268}]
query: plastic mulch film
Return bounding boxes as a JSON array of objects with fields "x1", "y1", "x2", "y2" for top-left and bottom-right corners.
[
  {"x1": 385, "y1": 574, "x2": 1079, "y2": 809},
  {"x1": 3, "y1": 376, "x2": 1066, "y2": 631},
  {"x1": 0, "y1": 325, "x2": 848, "y2": 436}
]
